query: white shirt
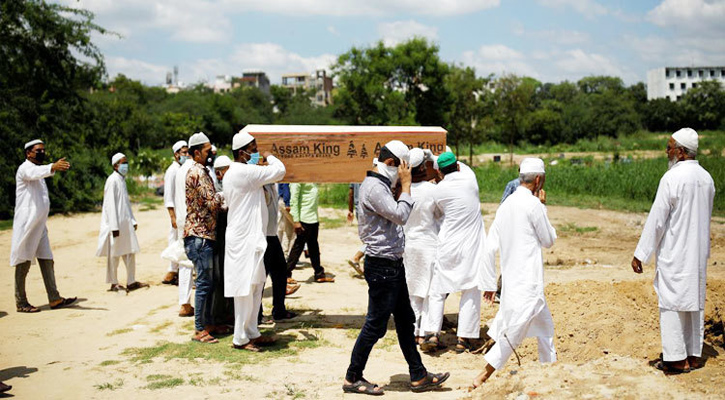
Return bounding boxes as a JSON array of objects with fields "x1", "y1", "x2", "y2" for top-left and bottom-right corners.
[
  {"x1": 484, "y1": 186, "x2": 557, "y2": 344},
  {"x1": 263, "y1": 183, "x2": 279, "y2": 237},
  {"x1": 96, "y1": 172, "x2": 140, "y2": 257},
  {"x1": 174, "y1": 160, "x2": 193, "y2": 237},
  {"x1": 163, "y1": 160, "x2": 181, "y2": 209},
  {"x1": 223, "y1": 157, "x2": 286, "y2": 297},
  {"x1": 10, "y1": 160, "x2": 55, "y2": 266},
  {"x1": 403, "y1": 180, "x2": 440, "y2": 297},
  {"x1": 634, "y1": 160, "x2": 715, "y2": 311},
  {"x1": 430, "y1": 162, "x2": 487, "y2": 294}
]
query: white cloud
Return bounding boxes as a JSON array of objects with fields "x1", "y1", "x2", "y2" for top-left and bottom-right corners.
[
  {"x1": 106, "y1": 56, "x2": 170, "y2": 84},
  {"x1": 461, "y1": 45, "x2": 538, "y2": 78},
  {"x1": 647, "y1": 0, "x2": 725, "y2": 36},
  {"x1": 555, "y1": 49, "x2": 625, "y2": 77},
  {"x1": 512, "y1": 23, "x2": 590, "y2": 45},
  {"x1": 377, "y1": 20, "x2": 439, "y2": 47},
  {"x1": 220, "y1": 0, "x2": 500, "y2": 16},
  {"x1": 536, "y1": 0, "x2": 608, "y2": 18},
  {"x1": 327, "y1": 26, "x2": 339, "y2": 36}
]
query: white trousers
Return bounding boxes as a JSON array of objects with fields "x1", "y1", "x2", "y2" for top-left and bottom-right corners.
[
  {"x1": 178, "y1": 266, "x2": 193, "y2": 306},
  {"x1": 409, "y1": 295, "x2": 427, "y2": 337},
  {"x1": 660, "y1": 308, "x2": 704, "y2": 361},
  {"x1": 484, "y1": 335, "x2": 557, "y2": 370},
  {"x1": 232, "y1": 284, "x2": 264, "y2": 346},
  {"x1": 167, "y1": 227, "x2": 179, "y2": 272},
  {"x1": 424, "y1": 287, "x2": 481, "y2": 338},
  {"x1": 106, "y1": 253, "x2": 136, "y2": 285}
]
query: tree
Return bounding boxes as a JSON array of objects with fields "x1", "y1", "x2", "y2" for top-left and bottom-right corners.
[
  {"x1": 445, "y1": 65, "x2": 491, "y2": 164},
  {"x1": 681, "y1": 80, "x2": 725, "y2": 130},
  {"x1": 493, "y1": 74, "x2": 537, "y2": 163}
]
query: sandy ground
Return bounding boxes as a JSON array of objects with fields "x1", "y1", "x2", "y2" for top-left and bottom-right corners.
[{"x1": 1, "y1": 202, "x2": 724, "y2": 399}]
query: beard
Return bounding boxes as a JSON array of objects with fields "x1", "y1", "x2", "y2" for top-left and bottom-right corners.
[{"x1": 668, "y1": 156, "x2": 678, "y2": 170}]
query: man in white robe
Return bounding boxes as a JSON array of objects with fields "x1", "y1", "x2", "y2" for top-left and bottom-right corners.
[
  {"x1": 224, "y1": 130, "x2": 286, "y2": 351},
  {"x1": 96, "y1": 153, "x2": 147, "y2": 292},
  {"x1": 11, "y1": 139, "x2": 76, "y2": 312},
  {"x1": 422, "y1": 151, "x2": 487, "y2": 352},
  {"x1": 161, "y1": 140, "x2": 188, "y2": 285},
  {"x1": 173, "y1": 147, "x2": 195, "y2": 317},
  {"x1": 473, "y1": 157, "x2": 557, "y2": 388},
  {"x1": 403, "y1": 149, "x2": 440, "y2": 345},
  {"x1": 632, "y1": 128, "x2": 715, "y2": 374}
]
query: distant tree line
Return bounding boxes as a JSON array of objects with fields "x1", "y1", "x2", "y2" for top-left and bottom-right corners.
[{"x1": 1, "y1": 0, "x2": 724, "y2": 218}]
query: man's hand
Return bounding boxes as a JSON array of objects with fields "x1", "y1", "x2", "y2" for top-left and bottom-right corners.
[
  {"x1": 171, "y1": 219, "x2": 177, "y2": 229},
  {"x1": 483, "y1": 291, "x2": 496, "y2": 305},
  {"x1": 398, "y1": 160, "x2": 412, "y2": 192},
  {"x1": 294, "y1": 222, "x2": 305, "y2": 235},
  {"x1": 422, "y1": 149, "x2": 433, "y2": 161},
  {"x1": 51, "y1": 158, "x2": 70, "y2": 172},
  {"x1": 631, "y1": 257, "x2": 643, "y2": 274},
  {"x1": 112, "y1": 230, "x2": 119, "y2": 238},
  {"x1": 347, "y1": 211, "x2": 354, "y2": 224},
  {"x1": 262, "y1": 151, "x2": 273, "y2": 160},
  {"x1": 537, "y1": 189, "x2": 546, "y2": 204},
  {"x1": 134, "y1": 224, "x2": 137, "y2": 231}
]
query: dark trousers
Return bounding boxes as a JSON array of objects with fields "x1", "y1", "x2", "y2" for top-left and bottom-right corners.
[
  {"x1": 15, "y1": 259, "x2": 61, "y2": 307},
  {"x1": 259, "y1": 236, "x2": 288, "y2": 319},
  {"x1": 345, "y1": 256, "x2": 427, "y2": 383},
  {"x1": 286, "y1": 222, "x2": 323, "y2": 277},
  {"x1": 184, "y1": 236, "x2": 215, "y2": 332}
]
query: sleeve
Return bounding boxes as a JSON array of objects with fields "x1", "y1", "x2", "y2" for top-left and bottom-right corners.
[
  {"x1": 532, "y1": 203, "x2": 557, "y2": 249},
  {"x1": 163, "y1": 166, "x2": 175, "y2": 208},
  {"x1": 104, "y1": 179, "x2": 120, "y2": 232},
  {"x1": 633, "y1": 177, "x2": 672, "y2": 263},
  {"x1": 279, "y1": 184, "x2": 291, "y2": 207},
  {"x1": 481, "y1": 217, "x2": 500, "y2": 291},
  {"x1": 19, "y1": 163, "x2": 54, "y2": 182},
  {"x1": 290, "y1": 183, "x2": 301, "y2": 222},
  {"x1": 366, "y1": 184, "x2": 413, "y2": 226}
]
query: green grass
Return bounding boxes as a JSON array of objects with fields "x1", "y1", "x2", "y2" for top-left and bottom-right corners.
[
  {"x1": 558, "y1": 223, "x2": 599, "y2": 235},
  {"x1": 0, "y1": 220, "x2": 12, "y2": 231},
  {"x1": 144, "y1": 377, "x2": 184, "y2": 390},
  {"x1": 318, "y1": 184, "x2": 349, "y2": 208},
  {"x1": 94, "y1": 379, "x2": 124, "y2": 391},
  {"x1": 474, "y1": 155, "x2": 725, "y2": 216},
  {"x1": 98, "y1": 360, "x2": 121, "y2": 367},
  {"x1": 107, "y1": 328, "x2": 133, "y2": 337},
  {"x1": 319, "y1": 216, "x2": 346, "y2": 229}
]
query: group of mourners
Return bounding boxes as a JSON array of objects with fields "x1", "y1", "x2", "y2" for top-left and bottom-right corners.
[{"x1": 5, "y1": 126, "x2": 714, "y2": 395}]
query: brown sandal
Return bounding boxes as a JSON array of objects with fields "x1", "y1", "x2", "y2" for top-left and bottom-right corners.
[
  {"x1": 192, "y1": 330, "x2": 219, "y2": 344},
  {"x1": 232, "y1": 342, "x2": 261, "y2": 352},
  {"x1": 50, "y1": 297, "x2": 77, "y2": 310},
  {"x1": 17, "y1": 304, "x2": 40, "y2": 313}
]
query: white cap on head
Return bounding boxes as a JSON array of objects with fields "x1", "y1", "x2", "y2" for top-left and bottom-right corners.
[
  {"x1": 188, "y1": 132, "x2": 210, "y2": 147},
  {"x1": 445, "y1": 145, "x2": 452, "y2": 153},
  {"x1": 409, "y1": 148, "x2": 425, "y2": 168},
  {"x1": 672, "y1": 127, "x2": 698, "y2": 151},
  {"x1": 172, "y1": 140, "x2": 187, "y2": 153},
  {"x1": 233, "y1": 131, "x2": 255, "y2": 150},
  {"x1": 383, "y1": 140, "x2": 410, "y2": 163},
  {"x1": 520, "y1": 158, "x2": 545, "y2": 174},
  {"x1": 211, "y1": 144, "x2": 217, "y2": 153},
  {"x1": 111, "y1": 152, "x2": 126, "y2": 166},
  {"x1": 213, "y1": 155, "x2": 232, "y2": 169},
  {"x1": 24, "y1": 139, "x2": 43, "y2": 150}
]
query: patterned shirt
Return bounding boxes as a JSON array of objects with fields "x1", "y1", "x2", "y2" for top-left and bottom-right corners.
[{"x1": 184, "y1": 161, "x2": 223, "y2": 240}]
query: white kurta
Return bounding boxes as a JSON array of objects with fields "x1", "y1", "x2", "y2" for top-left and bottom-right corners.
[
  {"x1": 163, "y1": 161, "x2": 181, "y2": 209},
  {"x1": 96, "y1": 172, "x2": 140, "y2": 257},
  {"x1": 430, "y1": 162, "x2": 488, "y2": 294},
  {"x1": 403, "y1": 180, "x2": 440, "y2": 297},
  {"x1": 634, "y1": 160, "x2": 715, "y2": 311},
  {"x1": 10, "y1": 160, "x2": 55, "y2": 266},
  {"x1": 174, "y1": 160, "x2": 193, "y2": 237},
  {"x1": 223, "y1": 156, "x2": 286, "y2": 298},
  {"x1": 484, "y1": 186, "x2": 557, "y2": 346}
]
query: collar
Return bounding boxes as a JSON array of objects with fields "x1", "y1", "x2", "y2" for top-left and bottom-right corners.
[{"x1": 367, "y1": 170, "x2": 391, "y2": 187}]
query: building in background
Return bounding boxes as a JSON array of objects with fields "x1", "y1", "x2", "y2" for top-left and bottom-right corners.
[
  {"x1": 210, "y1": 75, "x2": 233, "y2": 93},
  {"x1": 234, "y1": 71, "x2": 271, "y2": 97},
  {"x1": 281, "y1": 69, "x2": 333, "y2": 106},
  {"x1": 647, "y1": 66, "x2": 725, "y2": 101}
]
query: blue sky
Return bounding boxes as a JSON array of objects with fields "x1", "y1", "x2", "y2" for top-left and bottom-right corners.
[{"x1": 58, "y1": 0, "x2": 725, "y2": 86}]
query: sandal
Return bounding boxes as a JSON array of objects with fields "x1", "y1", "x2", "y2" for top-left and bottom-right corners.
[
  {"x1": 347, "y1": 260, "x2": 364, "y2": 275},
  {"x1": 455, "y1": 338, "x2": 472, "y2": 354},
  {"x1": 50, "y1": 297, "x2": 77, "y2": 310},
  {"x1": 192, "y1": 330, "x2": 219, "y2": 344},
  {"x1": 17, "y1": 304, "x2": 40, "y2": 313},
  {"x1": 108, "y1": 284, "x2": 126, "y2": 292},
  {"x1": 232, "y1": 342, "x2": 261, "y2": 352},
  {"x1": 0, "y1": 381, "x2": 11, "y2": 393},
  {"x1": 420, "y1": 334, "x2": 446, "y2": 353},
  {"x1": 127, "y1": 282, "x2": 149, "y2": 291},
  {"x1": 314, "y1": 275, "x2": 335, "y2": 283},
  {"x1": 287, "y1": 278, "x2": 298, "y2": 285},
  {"x1": 410, "y1": 372, "x2": 450, "y2": 393},
  {"x1": 286, "y1": 284, "x2": 301, "y2": 295},
  {"x1": 654, "y1": 360, "x2": 689, "y2": 375},
  {"x1": 273, "y1": 311, "x2": 298, "y2": 322},
  {"x1": 342, "y1": 379, "x2": 384, "y2": 396}
]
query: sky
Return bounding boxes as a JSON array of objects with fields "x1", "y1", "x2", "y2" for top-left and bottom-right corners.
[{"x1": 57, "y1": 0, "x2": 725, "y2": 87}]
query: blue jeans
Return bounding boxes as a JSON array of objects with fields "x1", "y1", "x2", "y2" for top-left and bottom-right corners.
[
  {"x1": 184, "y1": 236, "x2": 215, "y2": 332},
  {"x1": 346, "y1": 256, "x2": 427, "y2": 382}
]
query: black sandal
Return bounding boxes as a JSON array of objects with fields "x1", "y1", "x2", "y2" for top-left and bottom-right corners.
[
  {"x1": 17, "y1": 304, "x2": 40, "y2": 313},
  {"x1": 455, "y1": 338, "x2": 472, "y2": 354},
  {"x1": 410, "y1": 372, "x2": 450, "y2": 393},
  {"x1": 342, "y1": 379, "x2": 384, "y2": 396},
  {"x1": 50, "y1": 297, "x2": 77, "y2": 310},
  {"x1": 654, "y1": 360, "x2": 690, "y2": 375}
]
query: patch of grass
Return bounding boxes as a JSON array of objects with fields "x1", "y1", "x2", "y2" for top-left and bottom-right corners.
[
  {"x1": 144, "y1": 377, "x2": 184, "y2": 390},
  {"x1": 147, "y1": 374, "x2": 173, "y2": 382},
  {"x1": 320, "y1": 216, "x2": 346, "y2": 229},
  {"x1": 223, "y1": 368, "x2": 259, "y2": 382},
  {"x1": 0, "y1": 220, "x2": 12, "y2": 231},
  {"x1": 94, "y1": 379, "x2": 124, "y2": 391},
  {"x1": 558, "y1": 222, "x2": 599, "y2": 235},
  {"x1": 107, "y1": 328, "x2": 133, "y2": 337},
  {"x1": 318, "y1": 183, "x2": 349, "y2": 208},
  {"x1": 285, "y1": 383, "x2": 307, "y2": 399},
  {"x1": 345, "y1": 329, "x2": 360, "y2": 340},
  {"x1": 150, "y1": 321, "x2": 173, "y2": 333},
  {"x1": 99, "y1": 360, "x2": 121, "y2": 367}
]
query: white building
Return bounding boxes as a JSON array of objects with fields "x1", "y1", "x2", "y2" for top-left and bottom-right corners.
[
  {"x1": 210, "y1": 75, "x2": 233, "y2": 93},
  {"x1": 281, "y1": 69, "x2": 333, "y2": 106},
  {"x1": 647, "y1": 66, "x2": 725, "y2": 101}
]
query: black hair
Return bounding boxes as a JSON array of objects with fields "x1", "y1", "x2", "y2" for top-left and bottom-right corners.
[
  {"x1": 440, "y1": 162, "x2": 458, "y2": 175},
  {"x1": 232, "y1": 148, "x2": 242, "y2": 161},
  {"x1": 378, "y1": 146, "x2": 400, "y2": 166},
  {"x1": 189, "y1": 144, "x2": 204, "y2": 159}
]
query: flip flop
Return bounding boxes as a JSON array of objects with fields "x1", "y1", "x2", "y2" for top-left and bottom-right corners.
[
  {"x1": 17, "y1": 304, "x2": 40, "y2": 313},
  {"x1": 127, "y1": 282, "x2": 150, "y2": 291},
  {"x1": 50, "y1": 297, "x2": 77, "y2": 310},
  {"x1": 314, "y1": 275, "x2": 335, "y2": 283},
  {"x1": 342, "y1": 379, "x2": 384, "y2": 396},
  {"x1": 232, "y1": 342, "x2": 261, "y2": 352},
  {"x1": 347, "y1": 260, "x2": 364, "y2": 275},
  {"x1": 192, "y1": 331, "x2": 219, "y2": 344},
  {"x1": 654, "y1": 360, "x2": 689, "y2": 375},
  {"x1": 410, "y1": 372, "x2": 450, "y2": 393}
]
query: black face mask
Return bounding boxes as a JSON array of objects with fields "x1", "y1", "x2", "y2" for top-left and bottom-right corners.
[
  {"x1": 206, "y1": 155, "x2": 215, "y2": 167},
  {"x1": 33, "y1": 152, "x2": 46, "y2": 163}
]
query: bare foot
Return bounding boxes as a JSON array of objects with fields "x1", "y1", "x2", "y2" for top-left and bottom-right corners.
[{"x1": 471, "y1": 364, "x2": 495, "y2": 390}]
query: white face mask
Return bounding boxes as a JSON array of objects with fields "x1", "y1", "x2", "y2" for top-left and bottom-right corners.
[{"x1": 377, "y1": 164, "x2": 399, "y2": 187}]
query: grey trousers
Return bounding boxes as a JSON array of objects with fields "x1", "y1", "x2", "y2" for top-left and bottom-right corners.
[{"x1": 15, "y1": 259, "x2": 61, "y2": 307}]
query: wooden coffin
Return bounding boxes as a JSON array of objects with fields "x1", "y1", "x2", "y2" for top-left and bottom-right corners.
[{"x1": 242, "y1": 125, "x2": 447, "y2": 183}]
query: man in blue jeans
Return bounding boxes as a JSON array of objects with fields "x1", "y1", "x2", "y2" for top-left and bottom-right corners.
[
  {"x1": 342, "y1": 140, "x2": 449, "y2": 395},
  {"x1": 183, "y1": 132, "x2": 225, "y2": 344}
]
